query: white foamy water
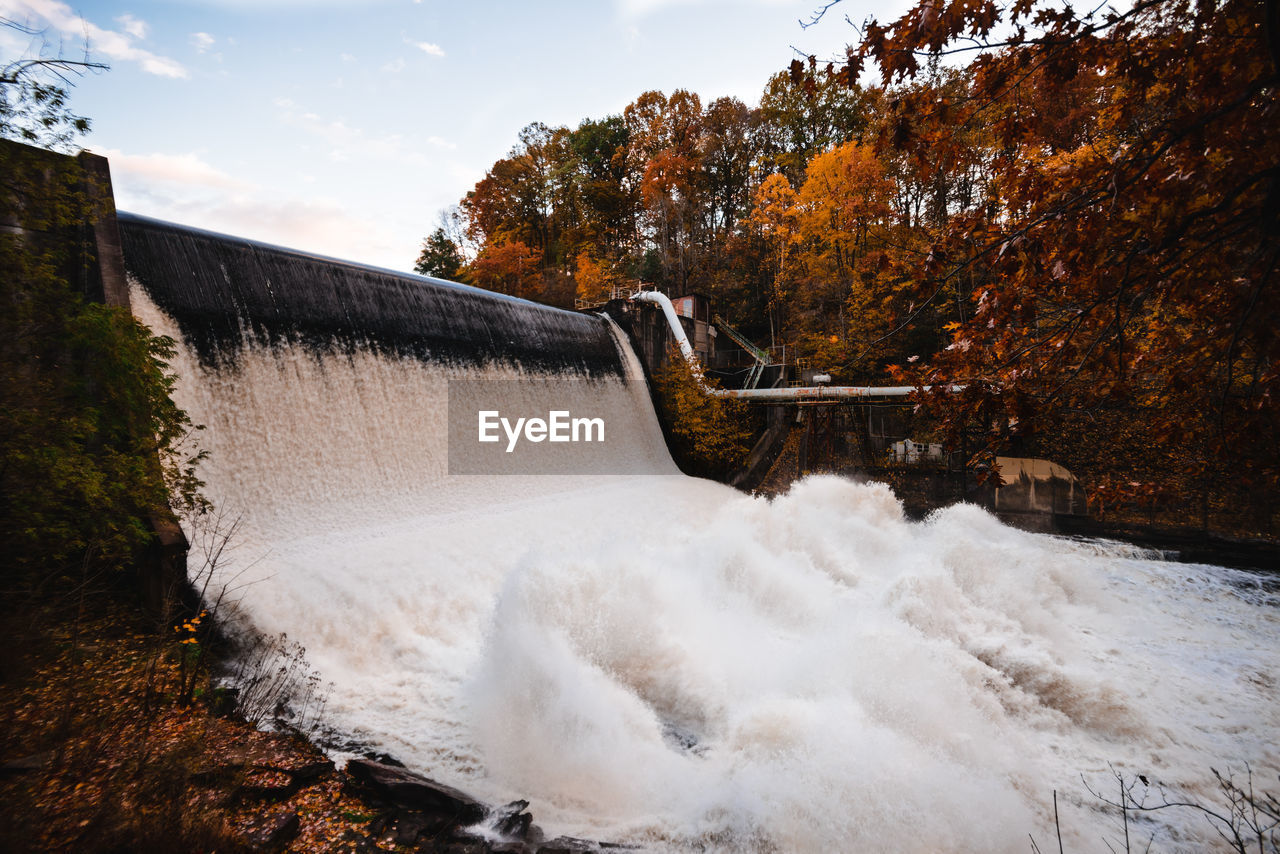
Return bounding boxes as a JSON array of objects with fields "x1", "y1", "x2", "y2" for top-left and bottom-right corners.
[{"x1": 132, "y1": 283, "x2": 1279, "y2": 853}]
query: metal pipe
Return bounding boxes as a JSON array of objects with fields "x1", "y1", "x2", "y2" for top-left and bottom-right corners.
[
  {"x1": 631, "y1": 290, "x2": 953, "y2": 401},
  {"x1": 633, "y1": 290, "x2": 700, "y2": 364},
  {"x1": 716, "y1": 384, "x2": 923, "y2": 400}
]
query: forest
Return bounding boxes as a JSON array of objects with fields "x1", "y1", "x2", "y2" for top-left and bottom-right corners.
[{"x1": 419, "y1": 0, "x2": 1280, "y2": 534}]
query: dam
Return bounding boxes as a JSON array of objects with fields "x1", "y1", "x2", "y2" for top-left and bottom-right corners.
[{"x1": 115, "y1": 211, "x2": 1280, "y2": 852}]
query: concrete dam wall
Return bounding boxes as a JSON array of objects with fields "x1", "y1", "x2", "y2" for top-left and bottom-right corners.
[{"x1": 116, "y1": 212, "x2": 626, "y2": 375}]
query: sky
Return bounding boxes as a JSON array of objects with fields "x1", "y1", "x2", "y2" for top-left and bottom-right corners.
[{"x1": 1, "y1": 0, "x2": 902, "y2": 271}]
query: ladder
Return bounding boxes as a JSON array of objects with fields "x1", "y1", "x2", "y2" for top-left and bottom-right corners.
[{"x1": 713, "y1": 314, "x2": 770, "y2": 389}]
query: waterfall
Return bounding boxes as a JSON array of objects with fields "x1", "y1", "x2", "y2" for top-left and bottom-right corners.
[{"x1": 121, "y1": 214, "x2": 1280, "y2": 853}]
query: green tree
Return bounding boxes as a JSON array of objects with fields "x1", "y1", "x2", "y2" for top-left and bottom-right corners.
[
  {"x1": 0, "y1": 19, "x2": 104, "y2": 151},
  {"x1": 568, "y1": 115, "x2": 635, "y2": 253},
  {"x1": 414, "y1": 226, "x2": 465, "y2": 280},
  {"x1": 757, "y1": 62, "x2": 873, "y2": 185}
]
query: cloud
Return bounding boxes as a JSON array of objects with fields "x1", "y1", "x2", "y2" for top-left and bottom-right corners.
[
  {"x1": 97, "y1": 145, "x2": 401, "y2": 270},
  {"x1": 132, "y1": 191, "x2": 391, "y2": 270},
  {"x1": 408, "y1": 40, "x2": 445, "y2": 57},
  {"x1": 191, "y1": 32, "x2": 215, "y2": 54},
  {"x1": 381, "y1": 57, "x2": 405, "y2": 73},
  {"x1": 274, "y1": 98, "x2": 453, "y2": 166},
  {"x1": 616, "y1": 0, "x2": 698, "y2": 15},
  {"x1": 1, "y1": 0, "x2": 187, "y2": 77},
  {"x1": 95, "y1": 148, "x2": 257, "y2": 193},
  {"x1": 114, "y1": 13, "x2": 148, "y2": 40}
]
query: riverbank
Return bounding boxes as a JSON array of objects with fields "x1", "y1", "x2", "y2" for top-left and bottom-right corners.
[{"x1": 0, "y1": 596, "x2": 603, "y2": 854}]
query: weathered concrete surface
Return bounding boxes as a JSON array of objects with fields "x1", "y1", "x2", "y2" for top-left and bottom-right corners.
[{"x1": 76, "y1": 150, "x2": 131, "y2": 309}]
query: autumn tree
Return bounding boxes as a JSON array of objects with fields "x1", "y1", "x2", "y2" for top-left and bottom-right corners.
[
  {"x1": 838, "y1": 0, "x2": 1280, "y2": 529},
  {"x1": 651, "y1": 346, "x2": 752, "y2": 479},
  {"x1": 465, "y1": 239, "x2": 540, "y2": 300},
  {"x1": 432, "y1": 78, "x2": 882, "y2": 346},
  {"x1": 793, "y1": 141, "x2": 892, "y2": 341},
  {"x1": 624, "y1": 89, "x2": 709, "y2": 291},
  {"x1": 572, "y1": 249, "x2": 616, "y2": 305},
  {"x1": 463, "y1": 123, "x2": 572, "y2": 262},
  {"x1": 747, "y1": 172, "x2": 800, "y2": 346}
]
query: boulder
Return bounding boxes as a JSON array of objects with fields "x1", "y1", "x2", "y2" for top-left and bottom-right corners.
[
  {"x1": 241, "y1": 810, "x2": 299, "y2": 852},
  {"x1": 345, "y1": 758, "x2": 486, "y2": 824},
  {"x1": 492, "y1": 799, "x2": 533, "y2": 840}
]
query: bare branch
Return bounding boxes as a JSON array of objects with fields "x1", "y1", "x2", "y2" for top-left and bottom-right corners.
[{"x1": 800, "y1": 0, "x2": 845, "y2": 29}]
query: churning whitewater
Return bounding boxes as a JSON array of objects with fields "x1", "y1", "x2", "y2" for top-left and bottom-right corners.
[{"x1": 128, "y1": 271, "x2": 1277, "y2": 852}]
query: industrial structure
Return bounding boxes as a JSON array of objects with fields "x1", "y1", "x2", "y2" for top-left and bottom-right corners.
[{"x1": 616, "y1": 287, "x2": 1088, "y2": 529}]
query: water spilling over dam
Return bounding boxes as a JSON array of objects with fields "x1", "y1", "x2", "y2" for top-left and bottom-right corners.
[{"x1": 119, "y1": 213, "x2": 1280, "y2": 852}]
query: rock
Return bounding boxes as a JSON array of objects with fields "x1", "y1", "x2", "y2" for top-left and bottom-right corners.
[
  {"x1": 236, "y1": 780, "x2": 297, "y2": 802},
  {"x1": 345, "y1": 759, "x2": 486, "y2": 824},
  {"x1": 438, "y1": 843, "x2": 487, "y2": 854},
  {"x1": 190, "y1": 762, "x2": 244, "y2": 785},
  {"x1": 224, "y1": 759, "x2": 331, "y2": 802},
  {"x1": 390, "y1": 812, "x2": 431, "y2": 846},
  {"x1": 492, "y1": 799, "x2": 533, "y2": 840},
  {"x1": 491, "y1": 843, "x2": 533, "y2": 854},
  {"x1": 537, "y1": 838, "x2": 598, "y2": 853},
  {"x1": 362, "y1": 751, "x2": 405, "y2": 767},
  {"x1": 210, "y1": 686, "x2": 239, "y2": 717},
  {"x1": 366, "y1": 813, "x2": 391, "y2": 837},
  {"x1": 241, "y1": 810, "x2": 299, "y2": 852},
  {"x1": 287, "y1": 759, "x2": 333, "y2": 785},
  {"x1": 339, "y1": 828, "x2": 381, "y2": 853},
  {"x1": 235, "y1": 766, "x2": 302, "y2": 803},
  {"x1": 538, "y1": 836, "x2": 637, "y2": 853}
]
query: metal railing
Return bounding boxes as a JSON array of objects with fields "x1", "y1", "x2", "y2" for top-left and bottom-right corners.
[{"x1": 574, "y1": 284, "x2": 637, "y2": 311}]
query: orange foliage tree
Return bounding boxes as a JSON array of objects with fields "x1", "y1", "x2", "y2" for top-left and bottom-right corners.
[
  {"x1": 747, "y1": 172, "x2": 799, "y2": 346},
  {"x1": 793, "y1": 141, "x2": 894, "y2": 362},
  {"x1": 843, "y1": 0, "x2": 1280, "y2": 526},
  {"x1": 651, "y1": 347, "x2": 753, "y2": 479},
  {"x1": 465, "y1": 240, "x2": 540, "y2": 300},
  {"x1": 572, "y1": 250, "x2": 616, "y2": 305}
]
